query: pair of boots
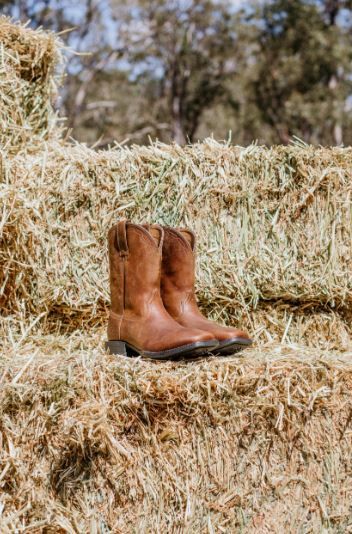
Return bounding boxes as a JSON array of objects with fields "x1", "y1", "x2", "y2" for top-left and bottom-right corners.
[{"x1": 105, "y1": 220, "x2": 252, "y2": 359}]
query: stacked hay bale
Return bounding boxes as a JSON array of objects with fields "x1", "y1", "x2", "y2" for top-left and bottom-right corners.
[
  {"x1": 0, "y1": 16, "x2": 62, "y2": 310},
  {"x1": 1, "y1": 140, "x2": 352, "y2": 349},
  {"x1": 0, "y1": 333, "x2": 351, "y2": 532},
  {"x1": 0, "y1": 17, "x2": 62, "y2": 154},
  {"x1": 1, "y1": 18, "x2": 351, "y2": 350},
  {"x1": 0, "y1": 18, "x2": 352, "y2": 533}
]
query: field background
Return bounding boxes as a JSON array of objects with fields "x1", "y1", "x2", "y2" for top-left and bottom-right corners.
[{"x1": 0, "y1": 16, "x2": 351, "y2": 533}]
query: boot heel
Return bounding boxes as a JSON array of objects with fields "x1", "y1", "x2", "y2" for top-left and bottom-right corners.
[{"x1": 105, "y1": 340, "x2": 128, "y2": 356}]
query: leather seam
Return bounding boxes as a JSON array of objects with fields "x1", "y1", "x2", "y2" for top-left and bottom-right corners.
[
  {"x1": 178, "y1": 227, "x2": 196, "y2": 249},
  {"x1": 130, "y1": 225, "x2": 161, "y2": 249},
  {"x1": 110, "y1": 310, "x2": 154, "y2": 324},
  {"x1": 165, "y1": 228, "x2": 191, "y2": 251}
]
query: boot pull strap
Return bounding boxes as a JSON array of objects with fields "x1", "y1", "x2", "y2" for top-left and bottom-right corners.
[{"x1": 116, "y1": 220, "x2": 129, "y2": 257}]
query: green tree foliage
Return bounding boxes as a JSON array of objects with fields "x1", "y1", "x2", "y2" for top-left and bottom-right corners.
[
  {"x1": 2, "y1": 0, "x2": 352, "y2": 145},
  {"x1": 248, "y1": 0, "x2": 352, "y2": 144},
  {"x1": 108, "y1": 0, "x2": 241, "y2": 143}
]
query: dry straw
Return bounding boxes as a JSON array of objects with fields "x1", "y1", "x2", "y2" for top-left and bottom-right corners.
[
  {"x1": 0, "y1": 321, "x2": 351, "y2": 532},
  {"x1": 1, "y1": 140, "x2": 352, "y2": 348},
  {"x1": 0, "y1": 17, "x2": 63, "y2": 154}
]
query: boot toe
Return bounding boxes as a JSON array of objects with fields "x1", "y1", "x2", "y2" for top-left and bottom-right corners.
[
  {"x1": 185, "y1": 328, "x2": 217, "y2": 344},
  {"x1": 213, "y1": 326, "x2": 251, "y2": 343}
]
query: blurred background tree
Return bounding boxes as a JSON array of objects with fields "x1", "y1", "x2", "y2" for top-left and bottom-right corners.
[{"x1": 1, "y1": 0, "x2": 352, "y2": 146}]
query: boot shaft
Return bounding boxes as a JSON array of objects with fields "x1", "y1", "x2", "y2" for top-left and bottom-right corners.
[
  {"x1": 161, "y1": 227, "x2": 197, "y2": 316},
  {"x1": 108, "y1": 220, "x2": 164, "y2": 316}
]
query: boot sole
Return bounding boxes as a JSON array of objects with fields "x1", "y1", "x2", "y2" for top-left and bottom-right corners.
[
  {"x1": 210, "y1": 337, "x2": 253, "y2": 356},
  {"x1": 105, "y1": 339, "x2": 218, "y2": 360}
]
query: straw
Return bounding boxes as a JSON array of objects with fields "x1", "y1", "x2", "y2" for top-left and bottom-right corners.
[
  {"x1": 0, "y1": 18, "x2": 351, "y2": 531},
  {"x1": 0, "y1": 17, "x2": 63, "y2": 155},
  {"x1": 0, "y1": 322, "x2": 351, "y2": 532},
  {"x1": 1, "y1": 140, "x2": 351, "y2": 349}
]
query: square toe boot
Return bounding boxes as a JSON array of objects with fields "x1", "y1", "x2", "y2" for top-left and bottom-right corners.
[
  {"x1": 161, "y1": 226, "x2": 253, "y2": 355},
  {"x1": 105, "y1": 220, "x2": 218, "y2": 360}
]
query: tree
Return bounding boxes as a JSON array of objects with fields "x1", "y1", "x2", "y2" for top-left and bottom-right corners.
[
  {"x1": 2, "y1": 0, "x2": 352, "y2": 145},
  {"x1": 247, "y1": 0, "x2": 352, "y2": 144},
  {"x1": 112, "y1": 0, "x2": 240, "y2": 143}
]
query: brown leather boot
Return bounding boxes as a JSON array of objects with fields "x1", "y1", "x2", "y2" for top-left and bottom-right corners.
[
  {"x1": 105, "y1": 221, "x2": 218, "y2": 359},
  {"x1": 161, "y1": 226, "x2": 253, "y2": 355}
]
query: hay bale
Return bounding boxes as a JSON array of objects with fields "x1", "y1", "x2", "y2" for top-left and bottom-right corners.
[
  {"x1": 0, "y1": 325, "x2": 351, "y2": 532},
  {"x1": 0, "y1": 17, "x2": 63, "y2": 154},
  {"x1": 0, "y1": 18, "x2": 351, "y2": 532},
  {"x1": 1, "y1": 140, "x2": 351, "y2": 348}
]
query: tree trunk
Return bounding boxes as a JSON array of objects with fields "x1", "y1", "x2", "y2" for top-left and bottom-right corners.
[
  {"x1": 171, "y1": 95, "x2": 186, "y2": 144},
  {"x1": 325, "y1": 1, "x2": 343, "y2": 145}
]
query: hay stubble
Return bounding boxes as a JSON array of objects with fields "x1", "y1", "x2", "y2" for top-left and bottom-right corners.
[{"x1": 1, "y1": 326, "x2": 352, "y2": 532}]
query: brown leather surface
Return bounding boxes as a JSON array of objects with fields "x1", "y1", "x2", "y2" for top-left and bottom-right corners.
[
  {"x1": 107, "y1": 221, "x2": 215, "y2": 351},
  {"x1": 161, "y1": 226, "x2": 251, "y2": 342}
]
